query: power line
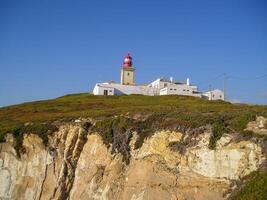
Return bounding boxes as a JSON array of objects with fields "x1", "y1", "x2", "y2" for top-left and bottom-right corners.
[
  {"x1": 197, "y1": 72, "x2": 267, "y2": 99},
  {"x1": 229, "y1": 74, "x2": 267, "y2": 80},
  {"x1": 197, "y1": 73, "x2": 224, "y2": 86},
  {"x1": 198, "y1": 73, "x2": 266, "y2": 88}
]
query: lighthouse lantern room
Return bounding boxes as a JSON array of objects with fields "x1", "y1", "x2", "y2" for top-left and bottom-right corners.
[{"x1": 120, "y1": 53, "x2": 135, "y2": 85}]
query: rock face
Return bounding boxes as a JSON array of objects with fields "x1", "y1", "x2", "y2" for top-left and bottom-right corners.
[
  {"x1": 0, "y1": 123, "x2": 265, "y2": 200},
  {"x1": 246, "y1": 116, "x2": 267, "y2": 135}
]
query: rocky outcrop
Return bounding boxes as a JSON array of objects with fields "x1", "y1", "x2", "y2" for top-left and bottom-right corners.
[
  {"x1": 246, "y1": 116, "x2": 267, "y2": 135},
  {"x1": 0, "y1": 121, "x2": 265, "y2": 200},
  {"x1": 0, "y1": 134, "x2": 52, "y2": 200},
  {"x1": 134, "y1": 131, "x2": 264, "y2": 180}
]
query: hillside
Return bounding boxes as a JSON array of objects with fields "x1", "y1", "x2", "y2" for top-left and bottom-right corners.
[
  {"x1": 1, "y1": 94, "x2": 267, "y2": 148},
  {"x1": 1, "y1": 93, "x2": 267, "y2": 131},
  {"x1": 0, "y1": 94, "x2": 267, "y2": 200}
]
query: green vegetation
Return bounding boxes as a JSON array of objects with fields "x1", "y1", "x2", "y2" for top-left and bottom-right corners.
[
  {"x1": 229, "y1": 113, "x2": 256, "y2": 132},
  {"x1": 93, "y1": 117, "x2": 135, "y2": 145},
  {"x1": 22, "y1": 123, "x2": 58, "y2": 145},
  {"x1": 0, "y1": 93, "x2": 267, "y2": 153},
  {"x1": 0, "y1": 132, "x2": 5, "y2": 143},
  {"x1": 9, "y1": 123, "x2": 58, "y2": 157},
  {"x1": 209, "y1": 119, "x2": 229, "y2": 149},
  {"x1": 231, "y1": 171, "x2": 267, "y2": 200},
  {"x1": 12, "y1": 127, "x2": 25, "y2": 158}
]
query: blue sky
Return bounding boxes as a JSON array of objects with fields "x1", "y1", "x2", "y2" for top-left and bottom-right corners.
[{"x1": 0, "y1": 0, "x2": 266, "y2": 106}]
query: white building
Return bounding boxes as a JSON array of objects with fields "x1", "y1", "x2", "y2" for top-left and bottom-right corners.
[
  {"x1": 202, "y1": 89, "x2": 225, "y2": 101},
  {"x1": 92, "y1": 54, "x2": 225, "y2": 101},
  {"x1": 93, "y1": 83, "x2": 115, "y2": 96},
  {"x1": 93, "y1": 82, "x2": 155, "y2": 96}
]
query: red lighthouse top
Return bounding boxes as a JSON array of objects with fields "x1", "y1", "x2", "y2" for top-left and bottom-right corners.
[{"x1": 123, "y1": 53, "x2": 133, "y2": 68}]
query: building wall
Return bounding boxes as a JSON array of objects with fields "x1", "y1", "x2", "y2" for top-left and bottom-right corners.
[
  {"x1": 120, "y1": 68, "x2": 135, "y2": 85},
  {"x1": 111, "y1": 83, "x2": 154, "y2": 96},
  {"x1": 94, "y1": 83, "x2": 155, "y2": 96},
  {"x1": 203, "y1": 90, "x2": 224, "y2": 100},
  {"x1": 159, "y1": 83, "x2": 201, "y2": 97},
  {"x1": 149, "y1": 79, "x2": 171, "y2": 89},
  {"x1": 148, "y1": 79, "x2": 173, "y2": 95},
  {"x1": 93, "y1": 84, "x2": 114, "y2": 95},
  {"x1": 159, "y1": 87, "x2": 168, "y2": 95}
]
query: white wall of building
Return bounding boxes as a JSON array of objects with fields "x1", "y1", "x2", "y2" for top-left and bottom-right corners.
[
  {"x1": 159, "y1": 83, "x2": 201, "y2": 97},
  {"x1": 93, "y1": 83, "x2": 155, "y2": 96},
  {"x1": 159, "y1": 87, "x2": 168, "y2": 95},
  {"x1": 148, "y1": 78, "x2": 172, "y2": 95},
  {"x1": 93, "y1": 84, "x2": 114, "y2": 95},
  {"x1": 203, "y1": 89, "x2": 224, "y2": 100},
  {"x1": 149, "y1": 79, "x2": 171, "y2": 89}
]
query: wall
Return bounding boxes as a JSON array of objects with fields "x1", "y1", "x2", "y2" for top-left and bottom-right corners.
[
  {"x1": 120, "y1": 68, "x2": 135, "y2": 85},
  {"x1": 203, "y1": 90, "x2": 224, "y2": 100},
  {"x1": 93, "y1": 84, "x2": 114, "y2": 95},
  {"x1": 160, "y1": 83, "x2": 201, "y2": 97},
  {"x1": 111, "y1": 83, "x2": 155, "y2": 96}
]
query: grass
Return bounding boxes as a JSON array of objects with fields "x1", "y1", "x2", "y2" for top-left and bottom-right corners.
[
  {"x1": 231, "y1": 171, "x2": 267, "y2": 200},
  {"x1": 0, "y1": 93, "x2": 267, "y2": 152}
]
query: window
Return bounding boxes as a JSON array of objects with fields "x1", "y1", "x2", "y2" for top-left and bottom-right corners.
[
  {"x1": 212, "y1": 94, "x2": 215, "y2": 97},
  {"x1": 170, "y1": 88, "x2": 173, "y2": 90},
  {"x1": 183, "y1": 89, "x2": 186, "y2": 91},
  {"x1": 104, "y1": 90, "x2": 108, "y2": 95},
  {"x1": 109, "y1": 90, "x2": 112, "y2": 92},
  {"x1": 187, "y1": 90, "x2": 189, "y2": 92},
  {"x1": 174, "y1": 89, "x2": 177, "y2": 91},
  {"x1": 127, "y1": 72, "x2": 130, "y2": 76},
  {"x1": 164, "y1": 83, "x2": 167, "y2": 87}
]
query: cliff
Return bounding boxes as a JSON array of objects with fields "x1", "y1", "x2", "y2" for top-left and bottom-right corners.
[
  {"x1": 0, "y1": 118, "x2": 266, "y2": 200},
  {"x1": 1, "y1": 94, "x2": 267, "y2": 200}
]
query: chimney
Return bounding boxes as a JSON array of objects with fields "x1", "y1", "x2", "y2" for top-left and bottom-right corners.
[
  {"x1": 170, "y1": 77, "x2": 173, "y2": 83},
  {"x1": 186, "y1": 78, "x2": 190, "y2": 86}
]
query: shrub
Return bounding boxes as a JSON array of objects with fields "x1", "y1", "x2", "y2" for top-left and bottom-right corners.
[
  {"x1": 93, "y1": 119, "x2": 115, "y2": 145},
  {"x1": 22, "y1": 123, "x2": 58, "y2": 146},
  {"x1": 240, "y1": 129, "x2": 254, "y2": 138},
  {"x1": 93, "y1": 116, "x2": 154, "y2": 163},
  {"x1": 0, "y1": 132, "x2": 5, "y2": 143},
  {"x1": 12, "y1": 127, "x2": 24, "y2": 158},
  {"x1": 231, "y1": 171, "x2": 267, "y2": 200},
  {"x1": 209, "y1": 119, "x2": 228, "y2": 150},
  {"x1": 81, "y1": 121, "x2": 92, "y2": 131},
  {"x1": 9, "y1": 123, "x2": 58, "y2": 158},
  {"x1": 229, "y1": 113, "x2": 256, "y2": 132}
]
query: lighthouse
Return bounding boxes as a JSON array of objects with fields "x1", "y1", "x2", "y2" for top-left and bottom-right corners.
[{"x1": 120, "y1": 53, "x2": 135, "y2": 85}]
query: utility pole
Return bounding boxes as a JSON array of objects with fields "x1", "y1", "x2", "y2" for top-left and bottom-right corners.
[
  {"x1": 223, "y1": 73, "x2": 227, "y2": 101},
  {"x1": 209, "y1": 84, "x2": 212, "y2": 100}
]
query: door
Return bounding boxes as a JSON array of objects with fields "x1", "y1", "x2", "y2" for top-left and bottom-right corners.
[{"x1": 104, "y1": 90, "x2": 108, "y2": 95}]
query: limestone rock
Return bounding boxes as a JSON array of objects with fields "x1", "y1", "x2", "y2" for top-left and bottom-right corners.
[
  {"x1": 0, "y1": 123, "x2": 265, "y2": 200},
  {"x1": 246, "y1": 116, "x2": 267, "y2": 135}
]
